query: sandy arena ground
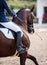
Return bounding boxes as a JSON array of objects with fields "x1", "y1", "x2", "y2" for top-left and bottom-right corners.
[{"x1": 0, "y1": 24, "x2": 47, "y2": 65}]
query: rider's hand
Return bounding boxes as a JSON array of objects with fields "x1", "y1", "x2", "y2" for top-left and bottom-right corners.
[
  {"x1": 13, "y1": 15, "x2": 17, "y2": 19},
  {"x1": 14, "y1": 15, "x2": 17, "y2": 17},
  {"x1": 15, "y1": 15, "x2": 17, "y2": 17}
]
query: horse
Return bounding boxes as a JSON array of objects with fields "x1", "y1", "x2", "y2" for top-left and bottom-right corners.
[
  {"x1": 13, "y1": 8, "x2": 34, "y2": 33},
  {"x1": 0, "y1": 7, "x2": 39, "y2": 65}
]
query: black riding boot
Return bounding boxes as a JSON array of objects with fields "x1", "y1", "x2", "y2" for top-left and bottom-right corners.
[{"x1": 16, "y1": 31, "x2": 26, "y2": 54}]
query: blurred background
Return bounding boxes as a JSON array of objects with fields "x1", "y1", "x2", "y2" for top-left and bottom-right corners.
[
  {"x1": 6, "y1": 0, "x2": 37, "y2": 23},
  {"x1": 6, "y1": 0, "x2": 47, "y2": 25}
]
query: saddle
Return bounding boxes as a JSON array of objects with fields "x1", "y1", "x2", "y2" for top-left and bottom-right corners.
[{"x1": 0, "y1": 24, "x2": 16, "y2": 39}]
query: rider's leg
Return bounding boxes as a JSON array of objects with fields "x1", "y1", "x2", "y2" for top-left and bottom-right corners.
[
  {"x1": 0, "y1": 21, "x2": 26, "y2": 54},
  {"x1": 16, "y1": 31, "x2": 26, "y2": 53}
]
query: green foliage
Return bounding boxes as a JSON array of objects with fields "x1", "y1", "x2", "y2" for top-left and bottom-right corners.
[
  {"x1": 19, "y1": 0, "x2": 36, "y2": 1},
  {"x1": 7, "y1": 0, "x2": 36, "y2": 9},
  {"x1": 6, "y1": 0, "x2": 36, "y2": 15}
]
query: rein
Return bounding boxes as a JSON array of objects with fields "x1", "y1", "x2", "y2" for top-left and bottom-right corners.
[{"x1": 16, "y1": 16, "x2": 27, "y2": 26}]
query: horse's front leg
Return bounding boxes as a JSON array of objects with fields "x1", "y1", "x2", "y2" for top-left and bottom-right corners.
[
  {"x1": 19, "y1": 51, "x2": 27, "y2": 65},
  {"x1": 27, "y1": 54, "x2": 39, "y2": 65}
]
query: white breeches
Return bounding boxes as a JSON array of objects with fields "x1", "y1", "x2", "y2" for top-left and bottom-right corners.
[{"x1": 0, "y1": 21, "x2": 23, "y2": 36}]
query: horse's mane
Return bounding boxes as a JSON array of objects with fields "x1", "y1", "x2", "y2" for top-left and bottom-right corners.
[
  {"x1": 16, "y1": 8, "x2": 26, "y2": 15},
  {"x1": 16, "y1": 8, "x2": 26, "y2": 24}
]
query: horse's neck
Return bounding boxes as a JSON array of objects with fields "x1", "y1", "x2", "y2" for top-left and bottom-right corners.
[
  {"x1": 13, "y1": 16, "x2": 28, "y2": 32},
  {"x1": 17, "y1": 22, "x2": 28, "y2": 32},
  {"x1": 21, "y1": 25, "x2": 28, "y2": 32},
  {"x1": 13, "y1": 8, "x2": 28, "y2": 31}
]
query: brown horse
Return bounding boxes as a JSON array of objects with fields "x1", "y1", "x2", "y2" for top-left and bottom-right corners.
[{"x1": 0, "y1": 8, "x2": 39, "y2": 65}]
